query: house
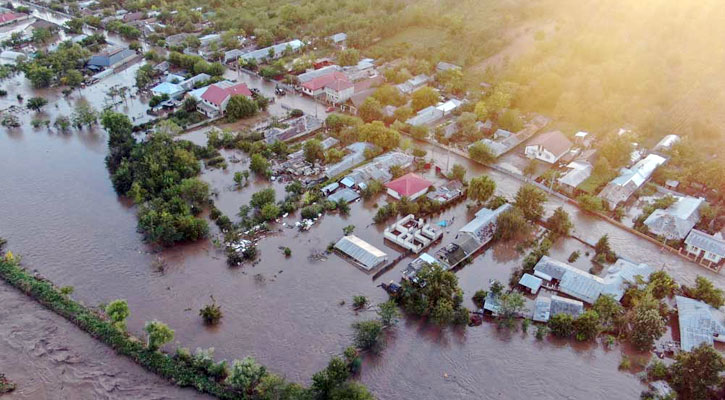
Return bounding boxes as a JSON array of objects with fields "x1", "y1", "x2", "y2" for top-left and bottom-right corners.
[
  {"x1": 524, "y1": 131, "x2": 573, "y2": 164},
  {"x1": 0, "y1": 12, "x2": 24, "y2": 26},
  {"x1": 238, "y1": 39, "x2": 303, "y2": 63},
  {"x1": 342, "y1": 152, "x2": 414, "y2": 188},
  {"x1": 328, "y1": 188, "x2": 360, "y2": 204},
  {"x1": 675, "y1": 296, "x2": 725, "y2": 351},
  {"x1": 0, "y1": 50, "x2": 25, "y2": 65},
  {"x1": 436, "y1": 99, "x2": 462, "y2": 116},
  {"x1": 532, "y1": 297, "x2": 551, "y2": 322},
  {"x1": 483, "y1": 292, "x2": 502, "y2": 315},
  {"x1": 654, "y1": 134, "x2": 680, "y2": 152},
  {"x1": 151, "y1": 81, "x2": 184, "y2": 99},
  {"x1": 384, "y1": 214, "x2": 442, "y2": 253},
  {"x1": 405, "y1": 106, "x2": 444, "y2": 127},
  {"x1": 328, "y1": 32, "x2": 347, "y2": 46},
  {"x1": 518, "y1": 273, "x2": 542, "y2": 294},
  {"x1": 384, "y1": 173, "x2": 433, "y2": 200},
  {"x1": 574, "y1": 131, "x2": 592, "y2": 148},
  {"x1": 436, "y1": 62, "x2": 461, "y2": 73},
  {"x1": 599, "y1": 154, "x2": 667, "y2": 207},
  {"x1": 297, "y1": 65, "x2": 342, "y2": 84},
  {"x1": 122, "y1": 11, "x2": 144, "y2": 22},
  {"x1": 334, "y1": 234, "x2": 388, "y2": 271},
  {"x1": 199, "y1": 33, "x2": 221, "y2": 47},
  {"x1": 300, "y1": 71, "x2": 350, "y2": 98},
  {"x1": 534, "y1": 256, "x2": 653, "y2": 304},
  {"x1": 557, "y1": 161, "x2": 593, "y2": 195},
  {"x1": 165, "y1": 33, "x2": 192, "y2": 48},
  {"x1": 262, "y1": 115, "x2": 323, "y2": 143},
  {"x1": 396, "y1": 74, "x2": 431, "y2": 94},
  {"x1": 179, "y1": 73, "x2": 210, "y2": 91},
  {"x1": 402, "y1": 253, "x2": 437, "y2": 282},
  {"x1": 325, "y1": 142, "x2": 374, "y2": 179},
  {"x1": 684, "y1": 230, "x2": 725, "y2": 268},
  {"x1": 643, "y1": 196, "x2": 704, "y2": 240},
  {"x1": 324, "y1": 78, "x2": 354, "y2": 104},
  {"x1": 197, "y1": 81, "x2": 252, "y2": 117},
  {"x1": 550, "y1": 295, "x2": 584, "y2": 318},
  {"x1": 434, "y1": 203, "x2": 512, "y2": 268},
  {"x1": 88, "y1": 46, "x2": 137, "y2": 68},
  {"x1": 426, "y1": 180, "x2": 464, "y2": 204}
]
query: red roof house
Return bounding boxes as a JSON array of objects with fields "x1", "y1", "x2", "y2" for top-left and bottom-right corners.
[
  {"x1": 199, "y1": 82, "x2": 252, "y2": 115},
  {"x1": 0, "y1": 13, "x2": 21, "y2": 24},
  {"x1": 300, "y1": 71, "x2": 349, "y2": 95},
  {"x1": 385, "y1": 173, "x2": 433, "y2": 200}
]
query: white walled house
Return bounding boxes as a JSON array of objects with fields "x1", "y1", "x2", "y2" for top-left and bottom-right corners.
[
  {"x1": 524, "y1": 131, "x2": 573, "y2": 164},
  {"x1": 684, "y1": 229, "x2": 725, "y2": 269},
  {"x1": 324, "y1": 79, "x2": 354, "y2": 104}
]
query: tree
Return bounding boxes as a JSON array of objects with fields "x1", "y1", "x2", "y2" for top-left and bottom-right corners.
[
  {"x1": 498, "y1": 108, "x2": 524, "y2": 132},
  {"x1": 648, "y1": 271, "x2": 677, "y2": 299},
  {"x1": 54, "y1": 116, "x2": 71, "y2": 133},
  {"x1": 250, "y1": 187, "x2": 276, "y2": 209},
  {"x1": 600, "y1": 133, "x2": 634, "y2": 169},
  {"x1": 62, "y1": 69, "x2": 84, "y2": 89},
  {"x1": 548, "y1": 313, "x2": 574, "y2": 338},
  {"x1": 256, "y1": 374, "x2": 307, "y2": 400},
  {"x1": 448, "y1": 163, "x2": 466, "y2": 183},
  {"x1": 684, "y1": 276, "x2": 725, "y2": 308},
  {"x1": 514, "y1": 184, "x2": 547, "y2": 221},
  {"x1": 26, "y1": 96, "x2": 47, "y2": 112},
  {"x1": 577, "y1": 194, "x2": 605, "y2": 213},
  {"x1": 352, "y1": 320, "x2": 384, "y2": 351},
  {"x1": 311, "y1": 357, "x2": 349, "y2": 398},
  {"x1": 303, "y1": 139, "x2": 324, "y2": 164},
  {"x1": 72, "y1": 102, "x2": 98, "y2": 128},
  {"x1": 430, "y1": 298, "x2": 455, "y2": 325},
  {"x1": 234, "y1": 171, "x2": 246, "y2": 188},
  {"x1": 411, "y1": 86, "x2": 439, "y2": 112},
  {"x1": 377, "y1": 300, "x2": 399, "y2": 326},
  {"x1": 330, "y1": 382, "x2": 374, "y2": 400},
  {"x1": 26, "y1": 65, "x2": 53, "y2": 88},
  {"x1": 523, "y1": 158, "x2": 539, "y2": 178},
  {"x1": 469, "y1": 141, "x2": 496, "y2": 164},
  {"x1": 468, "y1": 175, "x2": 496, "y2": 204},
  {"x1": 498, "y1": 292, "x2": 525, "y2": 330},
  {"x1": 546, "y1": 207, "x2": 572, "y2": 237},
  {"x1": 592, "y1": 294, "x2": 623, "y2": 329},
  {"x1": 226, "y1": 95, "x2": 258, "y2": 121},
  {"x1": 358, "y1": 97, "x2": 383, "y2": 123},
  {"x1": 105, "y1": 299, "x2": 130, "y2": 331},
  {"x1": 594, "y1": 234, "x2": 616, "y2": 262},
  {"x1": 629, "y1": 307, "x2": 665, "y2": 351},
  {"x1": 474, "y1": 100, "x2": 488, "y2": 120},
  {"x1": 144, "y1": 320, "x2": 174, "y2": 351},
  {"x1": 494, "y1": 207, "x2": 530, "y2": 241},
  {"x1": 358, "y1": 121, "x2": 400, "y2": 150},
  {"x1": 260, "y1": 203, "x2": 281, "y2": 221},
  {"x1": 573, "y1": 310, "x2": 600, "y2": 341},
  {"x1": 249, "y1": 153, "x2": 270, "y2": 177},
  {"x1": 199, "y1": 296, "x2": 223, "y2": 325},
  {"x1": 669, "y1": 344, "x2": 725, "y2": 399},
  {"x1": 226, "y1": 357, "x2": 266, "y2": 392},
  {"x1": 337, "y1": 48, "x2": 360, "y2": 66},
  {"x1": 373, "y1": 84, "x2": 405, "y2": 107},
  {"x1": 31, "y1": 27, "x2": 52, "y2": 44}
]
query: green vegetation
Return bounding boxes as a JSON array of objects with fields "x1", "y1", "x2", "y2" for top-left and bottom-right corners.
[
  {"x1": 0, "y1": 374, "x2": 15, "y2": 394},
  {"x1": 102, "y1": 111, "x2": 209, "y2": 246},
  {"x1": 200, "y1": 297, "x2": 223, "y2": 325},
  {"x1": 514, "y1": 184, "x2": 547, "y2": 221},
  {"x1": 545, "y1": 207, "x2": 572, "y2": 238},
  {"x1": 397, "y1": 264, "x2": 469, "y2": 326},
  {"x1": 682, "y1": 276, "x2": 725, "y2": 308},
  {"x1": 18, "y1": 42, "x2": 89, "y2": 88},
  {"x1": 468, "y1": 175, "x2": 496, "y2": 204},
  {"x1": 468, "y1": 141, "x2": 496, "y2": 164},
  {"x1": 352, "y1": 295, "x2": 368, "y2": 310},
  {"x1": 105, "y1": 299, "x2": 130, "y2": 331},
  {"x1": 226, "y1": 95, "x2": 259, "y2": 121}
]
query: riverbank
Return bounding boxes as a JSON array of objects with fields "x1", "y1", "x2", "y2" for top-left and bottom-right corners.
[{"x1": 0, "y1": 257, "x2": 235, "y2": 399}]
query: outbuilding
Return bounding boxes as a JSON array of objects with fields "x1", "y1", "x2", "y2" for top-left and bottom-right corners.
[{"x1": 334, "y1": 235, "x2": 388, "y2": 271}]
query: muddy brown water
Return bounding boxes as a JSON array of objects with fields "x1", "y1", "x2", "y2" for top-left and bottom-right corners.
[{"x1": 3, "y1": 62, "x2": 725, "y2": 399}]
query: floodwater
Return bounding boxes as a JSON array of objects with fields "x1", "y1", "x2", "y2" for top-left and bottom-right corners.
[{"x1": 3, "y1": 40, "x2": 725, "y2": 399}]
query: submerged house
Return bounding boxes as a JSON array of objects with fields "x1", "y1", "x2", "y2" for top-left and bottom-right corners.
[
  {"x1": 434, "y1": 203, "x2": 511, "y2": 268},
  {"x1": 334, "y1": 234, "x2": 388, "y2": 271},
  {"x1": 384, "y1": 173, "x2": 433, "y2": 201},
  {"x1": 557, "y1": 161, "x2": 592, "y2": 195},
  {"x1": 402, "y1": 252, "x2": 437, "y2": 282},
  {"x1": 524, "y1": 131, "x2": 573, "y2": 164},
  {"x1": 684, "y1": 230, "x2": 725, "y2": 270},
  {"x1": 675, "y1": 295, "x2": 725, "y2": 351},
  {"x1": 88, "y1": 46, "x2": 136, "y2": 68},
  {"x1": 643, "y1": 196, "x2": 704, "y2": 240},
  {"x1": 599, "y1": 154, "x2": 667, "y2": 207}
]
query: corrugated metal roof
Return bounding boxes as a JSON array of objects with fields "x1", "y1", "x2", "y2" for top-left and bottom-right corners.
[
  {"x1": 328, "y1": 188, "x2": 359, "y2": 204},
  {"x1": 334, "y1": 235, "x2": 387, "y2": 270},
  {"x1": 675, "y1": 295, "x2": 725, "y2": 351},
  {"x1": 519, "y1": 273, "x2": 542, "y2": 293},
  {"x1": 685, "y1": 230, "x2": 725, "y2": 258},
  {"x1": 550, "y1": 295, "x2": 584, "y2": 317}
]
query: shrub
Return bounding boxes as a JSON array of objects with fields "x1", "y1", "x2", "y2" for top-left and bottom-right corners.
[
  {"x1": 352, "y1": 295, "x2": 368, "y2": 309},
  {"x1": 199, "y1": 297, "x2": 223, "y2": 325},
  {"x1": 352, "y1": 320, "x2": 384, "y2": 352}
]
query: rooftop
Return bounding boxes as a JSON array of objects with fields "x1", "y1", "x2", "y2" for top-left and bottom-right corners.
[
  {"x1": 334, "y1": 235, "x2": 387, "y2": 270},
  {"x1": 644, "y1": 196, "x2": 704, "y2": 240},
  {"x1": 527, "y1": 130, "x2": 573, "y2": 158},
  {"x1": 685, "y1": 230, "x2": 725, "y2": 258},
  {"x1": 675, "y1": 295, "x2": 725, "y2": 351},
  {"x1": 384, "y1": 173, "x2": 433, "y2": 198}
]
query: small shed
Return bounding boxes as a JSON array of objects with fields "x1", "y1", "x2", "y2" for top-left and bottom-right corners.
[
  {"x1": 321, "y1": 182, "x2": 339, "y2": 195},
  {"x1": 518, "y1": 273, "x2": 543, "y2": 294}
]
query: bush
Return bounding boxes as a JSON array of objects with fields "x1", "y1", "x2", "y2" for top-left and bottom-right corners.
[
  {"x1": 352, "y1": 295, "x2": 368, "y2": 309},
  {"x1": 352, "y1": 320, "x2": 384, "y2": 352},
  {"x1": 548, "y1": 313, "x2": 574, "y2": 338},
  {"x1": 199, "y1": 297, "x2": 223, "y2": 325}
]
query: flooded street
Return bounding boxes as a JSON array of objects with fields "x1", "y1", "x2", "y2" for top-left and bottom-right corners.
[{"x1": 2, "y1": 54, "x2": 722, "y2": 399}]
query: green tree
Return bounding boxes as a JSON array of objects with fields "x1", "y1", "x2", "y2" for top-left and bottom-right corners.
[
  {"x1": 684, "y1": 276, "x2": 725, "y2": 308},
  {"x1": 199, "y1": 296, "x2": 223, "y2": 325},
  {"x1": 600, "y1": 133, "x2": 634, "y2": 169},
  {"x1": 577, "y1": 194, "x2": 604, "y2": 213},
  {"x1": 469, "y1": 141, "x2": 496, "y2": 164},
  {"x1": 358, "y1": 121, "x2": 400, "y2": 150},
  {"x1": 546, "y1": 207, "x2": 572, "y2": 237},
  {"x1": 144, "y1": 320, "x2": 174, "y2": 351},
  {"x1": 311, "y1": 357, "x2": 349, "y2": 399},
  {"x1": 573, "y1": 310, "x2": 600, "y2": 341},
  {"x1": 411, "y1": 86, "x2": 439, "y2": 112},
  {"x1": 330, "y1": 382, "x2": 374, "y2": 400},
  {"x1": 548, "y1": 313, "x2": 574, "y2": 338},
  {"x1": 62, "y1": 69, "x2": 84, "y2": 88},
  {"x1": 468, "y1": 175, "x2": 496, "y2": 204},
  {"x1": 514, "y1": 184, "x2": 547, "y2": 221},
  {"x1": 26, "y1": 96, "x2": 48, "y2": 112},
  {"x1": 226, "y1": 356, "x2": 266, "y2": 392},
  {"x1": 105, "y1": 299, "x2": 130, "y2": 331},
  {"x1": 303, "y1": 138, "x2": 324, "y2": 164},
  {"x1": 249, "y1": 153, "x2": 270, "y2": 177},
  {"x1": 72, "y1": 101, "x2": 98, "y2": 128},
  {"x1": 494, "y1": 207, "x2": 530, "y2": 241},
  {"x1": 250, "y1": 187, "x2": 276, "y2": 209},
  {"x1": 260, "y1": 202, "x2": 281, "y2": 221},
  {"x1": 226, "y1": 95, "x2": 258, "y2": 121},
  {"x1": 448, "y1": 163, "x2": 466, "y2": 183},
  {"x1": 647, "y1": 271, "x2": 677, "y2": 299},
  {"x1": 377, "y1": 300, "x2": 399, "y2": 326},
  {"x1": 498, "y1": 292, "x2": 525, "y2": 330},
  {"x1": 358, "y1": 97, "x2": 383, "y2": 123},
  {"x1": 26, "y1": 65, "x2": 53, "y2": 88},
  {"x1": 629, "y1": 307, "x2": 665, "y2": 351},
  {"x1": 669, "y1": 344, "x2": 725, "y2": 400},
  {"x1": 337, "y1": 48, "x2": 360, "y2": 66},
  {"x1": 135, "y1": 63, "x2": 154, "y2": 89},
  {"x1": 592, "y1": 294, "x2": 623, "y2": 329},
  {"x1": 352, "y1": 320, "x2": 384, "y2": 352}
]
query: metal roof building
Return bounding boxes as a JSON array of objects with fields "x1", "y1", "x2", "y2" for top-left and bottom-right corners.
[
  {"x1": 328, "y1": 188, "x2": 360, "y2": 204},
  {"x1": 239, "y1": 39, "x2": 303, "y2": 63},
  {"x1": 550, "y1": 295, "x2": 584, "y2": 318},
  {"x1": 334, "y1": 235, "x2": 388, "y2": 270},
  {"x1": 532, "y1": 296, "x2": 551, "y2": 322},
  {"x1": 644, "y1": 196, "x2": 704, "y2": 240},
  {"x1": 519, "y1": 273, "x2": 543, "y2": 294},
  {"x1": 675, "y1": 295, "x2": 725, "y2": 351}
]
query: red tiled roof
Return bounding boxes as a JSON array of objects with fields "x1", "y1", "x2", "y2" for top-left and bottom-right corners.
[
  {"x1": 301, "y1": 71, "x2": 348, "y2": 91},
  {"x1": 385, "y1": 173, "x2": 433, "y2": 197},
  {"x1": 326, "y1": 78, "x2": 353, "y2": 92},
  {"x1": 201, "y1": 82, "x2": 251, "y2": 106},
  {"x1": 0, "y1": 13, "x2": 20, "y2": 23}
]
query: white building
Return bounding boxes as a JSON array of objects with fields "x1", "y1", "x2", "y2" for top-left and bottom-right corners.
[
  {"x1": 334, "y1": 235, "x2": 388, "y2": 270},
  {"x1": 599, "y1": 153, "x2": 667, "y2": 207},
  {"x1": 643, "y1": 196, "x2": 704, "y2": 240},
  {"x1": 684, "y1": 229, "x2": 725, "y2": 267},
  {"x1": 524, "y1": 130, "x2": 573, "y2": 164}
]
